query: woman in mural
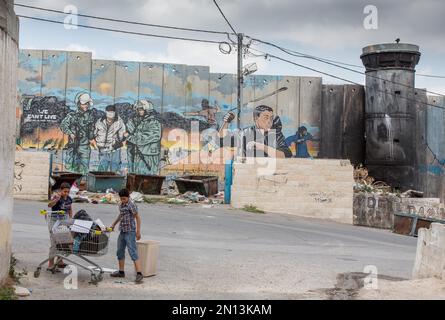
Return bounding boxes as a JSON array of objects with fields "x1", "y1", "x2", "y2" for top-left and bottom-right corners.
[
  {"x1": 125, "y1": 100, "x2": 162, "y2": 175},
  {"x1": 60, "y1": 92, "x2": 96, "y2": 174},
  {"x1": 292, "y1": 126, "x2": 314, "y2": 158},
  {"x1": 92, "y1": 105, "x2": 126, "y2": 172}
]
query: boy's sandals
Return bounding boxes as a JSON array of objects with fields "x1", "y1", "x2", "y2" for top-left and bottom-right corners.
[{"x1": 135, "y1": 274, "x2": 144, "y2": 284}]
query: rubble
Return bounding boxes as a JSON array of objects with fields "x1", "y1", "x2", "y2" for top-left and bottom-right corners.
[
  {"x1": 354, "y1": 165, "x2": 395, "y2": 195},
  {"x1": 69, "y1": 188, "x2": 224, "y2": 206}
]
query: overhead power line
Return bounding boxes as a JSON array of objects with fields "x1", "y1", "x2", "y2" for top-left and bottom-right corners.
[
  {"x1": 17, "y1": 15, "x2": 223, "y2": 44},
  {"x1": 14, "y1": 3, "x2": 231, "y2": 35},
  {"x1": 212, "y1": 0, "x2": 238, "y2": 35},
  {"x1": 248, "y1": 37, "x2": 445, "y2": 98},
  {"x1": 417, "y1": 74, "x2": 445, "y2": 79},
  {"x1": 249, "y1": 47, "x2": 444, "y2": 110}
]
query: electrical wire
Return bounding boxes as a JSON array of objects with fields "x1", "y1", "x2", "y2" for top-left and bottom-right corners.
[
  {"x1": 17, "y1": 15, "x2": 224, "y2": 44},
  {"x1": 249, "y1": 46, "x2": 445, "y2": 110},
  {"x1": 14, "y1": 3, "x2": 231, "y2": 35},
  {"x1": 248, "y1": 37, "x2": 445, "y2": 98},
  {"x1": 212, "y1": 0, "x2": 237, "y2": 35}
]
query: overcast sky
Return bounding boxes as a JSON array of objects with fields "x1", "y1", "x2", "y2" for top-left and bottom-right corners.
[{"x1": 15, "y1": 0, "x2": 445, "y2": 95}]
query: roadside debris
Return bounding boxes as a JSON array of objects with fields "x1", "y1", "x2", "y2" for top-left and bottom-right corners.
[
  {"x1": 13, "y1": 286, "x2": 31, "y2": 297},
  {"x1": 354, "y1": 165, "x2": 395, "y2": 195},
  {"x1": 68, "y1": 188, "x2": 224, "y2": 206}
]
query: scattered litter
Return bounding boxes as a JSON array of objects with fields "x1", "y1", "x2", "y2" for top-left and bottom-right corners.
[
  {"x1": 87, "y1": 266, "x2": 117, "y2": 274},
  {"x1": 167, "y1": 198, "x2": 187, "y2": 205},
  {"x1": 130, "y1": 192, "x2": 144, "y2": 203},
  {"x1": 69, "y1": 183, "x2": 79, "y2": 198},
  {"x1": 202, "y1": 205, "x2": 213, "y2": 209},
  {"x1": 13, "y1": 286, "x2": 31, "y2": 297},
  {"x1": 354, "y1": 165, "x2": 396, "y2": 195},
  {"x1": 401, "y1": 190, "x2": 424, "y2": 198}
]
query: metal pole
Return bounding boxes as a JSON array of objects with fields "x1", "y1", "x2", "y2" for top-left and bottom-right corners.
[{"x1": 237, "y1": 33, "x2": 243, "y2": 129}]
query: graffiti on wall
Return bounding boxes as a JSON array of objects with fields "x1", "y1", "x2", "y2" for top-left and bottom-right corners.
[
  {"x1": 17, "y1": 49, "x2": 322, "y2": 177},
  {"x1": 13, "y1": 161, "x2": 25, "y2": 193}
]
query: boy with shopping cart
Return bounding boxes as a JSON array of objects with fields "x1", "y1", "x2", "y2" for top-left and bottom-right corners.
[
  {"x1": 47, "y1": 182, "x2": 73, "y2": 270},
  {"x1": 109, "y1": 189, "x2": 144, "y2": 284}
]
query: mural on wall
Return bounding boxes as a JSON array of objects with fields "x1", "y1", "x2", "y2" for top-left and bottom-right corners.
[{"x1": 17, "y1": 49, "x2": 323, "y2": 177}]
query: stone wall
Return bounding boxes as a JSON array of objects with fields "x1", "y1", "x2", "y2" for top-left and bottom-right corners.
[
  {"x1": 353, "y1": 193, "x2": 399, "y2": 229},
  {"x1": 413, "y1": 223, "x2": 445, "y2": 280},
  {"x1": 14, "y1": 151, "x2": 51, "y2": 201},
  {"x1": 231, "y1": 158, "x2": 354, "y2": 224},
  {"x1": 0, "y1": 0, "x2": 18, "y2": 284}
]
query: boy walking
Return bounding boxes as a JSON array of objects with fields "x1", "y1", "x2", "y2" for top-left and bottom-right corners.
[{"x1": 110, "y1": 189, "x2": 144, "y2": 284}]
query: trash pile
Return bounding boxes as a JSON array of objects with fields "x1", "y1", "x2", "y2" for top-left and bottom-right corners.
[
  {"x1": 353, "y1": 165, "x2": 393, "y2": 195},
  {"x1": 68, "y1": 182, "x2": 225, "y2": 206},
  {"x1": 70, "y1": 187, "x2": 145, "y2": 204},
  {"x1": 166, "y1": 191, "x2": 225, "y2": 206}
]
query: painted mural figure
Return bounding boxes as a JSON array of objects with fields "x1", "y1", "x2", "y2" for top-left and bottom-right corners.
[
  {"x1": 92, "y1": 105, "x2": 126, "y2": 172},
  {"x1": 293, "y1": 126, "x2": 314, "y2": 158},
  {"x1": 60, "y1": 93, "x2": 96, "y2": 174},
  {"x1": 220, "y1": 105, "x2": 292, "y2": 158},
  {"x1": 125, "y1": 100, "x2": 162, "y2": 175}
]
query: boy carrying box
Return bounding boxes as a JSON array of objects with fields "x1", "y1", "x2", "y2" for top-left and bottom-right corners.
[{"x1": 110, "y1": 189, "x2": 144, "y2": 284}]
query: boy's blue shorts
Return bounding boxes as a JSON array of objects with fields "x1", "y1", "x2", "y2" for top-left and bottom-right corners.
[{"x1": 117, "y1": 231, "x2": 139, "y2": 261}]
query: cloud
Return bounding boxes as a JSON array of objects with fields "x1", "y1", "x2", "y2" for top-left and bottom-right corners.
[{"x1": 111, "y1": 40, "x2": 268, "y2": 74}]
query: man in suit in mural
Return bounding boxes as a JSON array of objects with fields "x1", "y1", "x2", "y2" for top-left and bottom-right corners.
[
  {"x1": 92, "y1": 105, "x2": 126, "y2": 172},
  {"x1": 125, "y1": 100, "x2": 162, "y2": 175},
  {"x1": 60, "y1": 92, "x2": 96, "y2": 174},
  {"x1": 219, "y1": 105, "x2": 292, "y2": 158}
]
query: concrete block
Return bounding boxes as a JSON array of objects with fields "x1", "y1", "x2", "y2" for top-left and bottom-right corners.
[
  {"x1": 413, "y1": 223, "x2": 445, "y2": 280},
  {"x1": 14, "y1": 151, "x2": 50, "y2": 201},
  {"x1": 231, "y1": 158, "x2": 354, "y2": 224}
]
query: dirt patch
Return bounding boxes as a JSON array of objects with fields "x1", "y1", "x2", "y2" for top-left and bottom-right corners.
[
  {"x1": 323, "y1": 272, "x2": 406, "y2": 300},
  {"x1": 357, "y1": 278, "x2": 445, "y2": 300}
]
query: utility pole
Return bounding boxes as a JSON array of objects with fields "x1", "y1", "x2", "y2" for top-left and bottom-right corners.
[{"x1": 237, "y1": 33, "x2": 244, "y2": 129}]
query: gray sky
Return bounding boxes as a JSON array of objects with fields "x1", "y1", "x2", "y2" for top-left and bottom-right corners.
[{"x1": 15, "y1": 0, "x2": 445, "y2": 94}]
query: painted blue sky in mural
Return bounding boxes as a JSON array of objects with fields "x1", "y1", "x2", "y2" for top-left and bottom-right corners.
[{"x1": 14, "y1": 0, "x2": 445, "y2": 97}]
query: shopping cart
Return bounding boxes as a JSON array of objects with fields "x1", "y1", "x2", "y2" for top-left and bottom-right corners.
[{"x1": 34, "y1": 210, "x2": 112, "y2": 285}]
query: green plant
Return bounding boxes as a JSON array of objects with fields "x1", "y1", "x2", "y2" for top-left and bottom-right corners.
[
  {"x1": 9, "y1": 254, "x2": 27, "y2": 285},
  {"x1": 242, "y1": 205, "x2": 265, "y2": 214},
  {"x1": 0, "y1": 286, "x2": 17, "y2": 300}
]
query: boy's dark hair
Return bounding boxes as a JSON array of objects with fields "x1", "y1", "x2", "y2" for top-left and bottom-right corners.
[
  {"x1": 60, "y1": 182, "x2": 71, "y2": 190},
  {"x1": 119, "y1": 189, "x2": 130, "y2": 197}
]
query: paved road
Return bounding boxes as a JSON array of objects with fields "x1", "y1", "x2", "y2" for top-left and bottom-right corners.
[{"x1": 11, "y1": 200, "x2": 418, "y2": 299}]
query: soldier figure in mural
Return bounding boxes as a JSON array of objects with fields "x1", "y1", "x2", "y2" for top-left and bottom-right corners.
[
  {"x1": 125, "y1": 100, "x2": 162, "y2": 175},
  {"x1": 60, "y1": 92, "x2": 96, "y2": 174},
  {"x1": 219, "y1": 105, "x2": 292, "y2": 158},
  {"x1": 92, "y1": 105, "x2": 126, "y2": 172}
]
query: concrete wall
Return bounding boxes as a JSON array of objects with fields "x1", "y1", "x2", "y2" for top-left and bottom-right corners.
[
  {"x1": 320, "y1": 84, "x2": 365, "y2": 166},
  {"x1": 17, "y1": 49, "x2": 330, "y2": 179},
  {"x1": 14, "y1": 151, "x2": 50, "y2": 201},
  {"x1": 417, "y1": 95, "x2": 445, "y2": 200},
  {"x1": 0, "y1": 0, "x2": 18, "y2": 284},
  {"x1": 413, "y1": 223, "x2": 445, "y2": 280},
  {"x1": 231, "y1": 158, "x2": 354, "y2": 224}
]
